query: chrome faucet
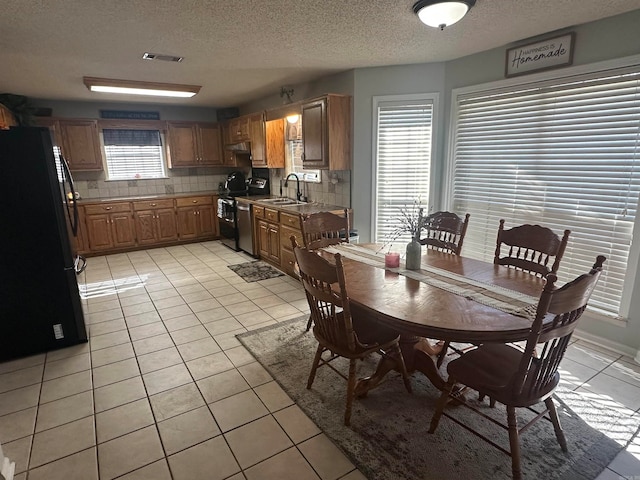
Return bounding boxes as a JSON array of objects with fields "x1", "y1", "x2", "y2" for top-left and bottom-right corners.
[{"x1": 284, "y1": 173, "x2": 302, "y2": 201}]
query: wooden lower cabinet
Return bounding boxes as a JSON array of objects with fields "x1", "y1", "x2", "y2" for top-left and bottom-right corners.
[
  {"x1": 133, "y1": 199, "x2": 178, "y2": 245},
  {"x1": 258, "y1": 219, "x2": 280, "y2": 263},
  {"x1": 176, "y1": 196, "x2": 217, "y2": 240},
  {"x1": 279, "y1": 212, "x2": 303, "y2": 277},
  {"x1": 84, "y1": 203, "x2": 136, "y2": 252},
  {"x1": 80, "y1": 194, "x2": 218, "y2": 255}
]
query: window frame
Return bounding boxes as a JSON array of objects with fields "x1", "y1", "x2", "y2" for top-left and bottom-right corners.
[
  {"x1": 444, "y1": 53, "x2": 640, "y2": 323},
  {"x1": 98, "y1": 120, "x2": 168, "y2": 181},
  {"x1": 371, "y1": 93, "x2": 440, "y2": 243}
]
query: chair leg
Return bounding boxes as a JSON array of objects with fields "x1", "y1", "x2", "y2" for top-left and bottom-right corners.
[
  {"x1": 344, "y1": 359, "x2": 357, "y2": 426},
  {"x1": 307, "y1": 344, "x2": 324, "y2": 389},
  {"x1": 507, "y1": 406, "x2": 522, "y2": 480},
  {"x1": 391, "y1": 343, "x2": 412, "y2": 394},
  {"x1": 436, "y1": 341, "x2": 450, "y2": 368},
  {"x1": 305, "y1": 314, "x2": 313, "y2": 331},
  {"x1": 545, "y1": 397, "x2": 568, "y2": 452},
  {"x1": 478, "y1": 393, "x2": 496, "y2": 408},
  {"x1": 429, "y1": 378, "x2": 455, "y2": 434}
]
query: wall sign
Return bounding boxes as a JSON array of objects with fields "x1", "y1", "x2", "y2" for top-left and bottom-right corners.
[
  {"x1": 100, "y1": 110, "x2": 160, "y2": 120},
  {"x1": 505, "y1": 32, "x2": 575, "y2": 78}
]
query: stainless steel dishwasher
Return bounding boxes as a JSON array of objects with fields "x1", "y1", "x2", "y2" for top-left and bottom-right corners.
[{"x1": 236, "y1": 200, "x2": 254, "y2": 256}]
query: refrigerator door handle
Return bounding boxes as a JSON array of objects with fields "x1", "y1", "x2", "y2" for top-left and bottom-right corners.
[
  {"x1": 74, "y1": 255, "x2": 87, "y2": 274},
  {"x1": 60, "y1": 154, "x2": 79, "y2": 236}
]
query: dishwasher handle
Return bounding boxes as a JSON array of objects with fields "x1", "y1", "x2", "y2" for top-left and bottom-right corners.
[{"x1": 236, "y1": 203, "x2": 250, "y2": 212}]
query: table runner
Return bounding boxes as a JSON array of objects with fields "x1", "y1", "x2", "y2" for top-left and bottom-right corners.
[{"x1": 323, "y1": 243, "x2": 539, "y2": 320}]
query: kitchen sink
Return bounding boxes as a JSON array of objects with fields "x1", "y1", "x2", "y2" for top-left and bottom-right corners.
[{"x1": 258, "y1": 198, "x2": 307, "y2": 206}]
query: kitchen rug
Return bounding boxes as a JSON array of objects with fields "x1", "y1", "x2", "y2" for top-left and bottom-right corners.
[
  {"x1": 238, "y1": 317, "x2": 628, "y2": 480},
  {"x1": 227, "y1": 260, "x2": 284, "y2": 283}
]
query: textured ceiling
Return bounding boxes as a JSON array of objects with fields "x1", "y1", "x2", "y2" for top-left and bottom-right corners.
[{"x1": 1, "y1": 0, "x2": 640, "y2": 108}]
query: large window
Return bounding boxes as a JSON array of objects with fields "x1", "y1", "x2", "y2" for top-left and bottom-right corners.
[
  {"x1": 448, "y1": 65, "x2": 640, "y2": 318},
  {"x1": 102, "y1": 129, "x2": 166, "y2": 180},
  {"x1": 373, "y1": 94, "x2": 437, "y2": 242}
]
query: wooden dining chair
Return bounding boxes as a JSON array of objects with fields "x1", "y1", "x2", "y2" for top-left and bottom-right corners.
[
  {"x1": 418, "y1": 211, "x2": 470, "y2": 367},
  {"x1": 419, "y1": 211, "x2": 470, "y2": 255},
  {"x1": 429, "y1": 255, "x2": 606, "y2": 480},
  {"x1": 300, "y1": 209, "x2": 350, "y2": 250},
  {"x1": 299, "y1": 209, "x2": 350, "y2": 330},
  {"x1": 494, "y1": 219, "x2": 571, "y2": 277},
  {"x1": 291, "y1": 236, "x2": 412, "y2": 426}
]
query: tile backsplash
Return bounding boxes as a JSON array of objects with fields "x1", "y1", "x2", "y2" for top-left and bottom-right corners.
[
  {"x1": 72, "y1": 169, "x2": 231, "y2": 199},
  {"x1": 71, "y1": 168, "x2": 351, "y2": 207},
  {"x1": 268, "y1": 170, "x2": 351, "y2": 207}
]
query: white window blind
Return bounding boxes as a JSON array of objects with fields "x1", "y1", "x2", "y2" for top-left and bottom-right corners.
[
  {"x1": 103, "y1": 129, "x2": 166, "y2": 180},
  {"x1": 450, "y1": 67, "x2": 640, "y2": 316},
  {"x1": 374, "y1": 99, "x2": 434, "y2": 242}
]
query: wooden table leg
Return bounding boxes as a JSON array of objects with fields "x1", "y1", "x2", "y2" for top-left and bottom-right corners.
[{"x1": 354, "y1": 335, "x2": 446, "y2": 396}]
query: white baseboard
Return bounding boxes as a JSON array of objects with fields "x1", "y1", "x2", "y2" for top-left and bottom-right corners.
[{"x1": 573, "y1": 328, "x2": 639, "y2": 363}]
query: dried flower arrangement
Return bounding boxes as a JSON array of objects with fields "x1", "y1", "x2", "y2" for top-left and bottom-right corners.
[{"x1": 378, "y1": 200, "x2": 427, "y2": 253}]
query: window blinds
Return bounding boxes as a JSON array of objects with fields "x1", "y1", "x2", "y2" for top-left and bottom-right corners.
[
  {"x1": 103, "y1": 129, "x2": 165, "y2": 180},
  {"x1": 450, "y1": 67, "x2": 640, "y2": 316},
  {"x1": 375, "y1": 101, "x2": 434, "y2": 243}
]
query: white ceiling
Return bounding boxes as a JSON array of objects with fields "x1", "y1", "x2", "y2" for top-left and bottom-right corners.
[{"x1": 2, "y1": 0, "x2": 640, "y2": 108}]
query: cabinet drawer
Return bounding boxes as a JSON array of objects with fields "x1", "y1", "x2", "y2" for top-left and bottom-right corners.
[
  {"x1": 133, "y1": 199, "x2": 174, "y2": 211},
  {"x1": 280, "y1": 225, "x2": 302, "y2": 250},
  {"x1": 84, "y1": 202, "x2": 131, "y2": 215},
  {"x1": 280, "y1": 248, "x2": 298, "y2": 277},
  {"x1": 280, "y1": 212, "x2": 301, "y2": 229},
  {"x1": 265, "y1": 208, "x2": 279, "y2": 222},
  {"x1": 176, "y1": 196, "x2": 213, "y2": 207},
  {"x1": 253, "y1": 205, "x2": 265, "y2": 219}
]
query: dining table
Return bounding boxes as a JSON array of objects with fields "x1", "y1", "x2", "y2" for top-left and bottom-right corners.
[{"x1": 317, "y1": 243, "x2": 547, "y2": 396}]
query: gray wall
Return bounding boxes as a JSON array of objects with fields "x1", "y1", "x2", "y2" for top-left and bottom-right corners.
[
  {"x1": 352, "y1": 63, "x2": 447, "y2": 241},
  {"x1": 239, "y1": 70, "x2": 355, "y2": 114},
  {"x1": 31, "y1": 99, "x2": 218, "y2": 122}
]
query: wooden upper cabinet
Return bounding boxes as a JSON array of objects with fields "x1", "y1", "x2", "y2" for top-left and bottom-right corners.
[
  {"x1": 301, "y1": 94, "x2": 351, "y2": 170},
  {"x1": 225, "y1": 116, "x2": 251, "y2": 144},
  {"x1": 198, "y1": 123, "x2": 223, "y2": 166},
  {"x1": 167, "y1": 122, "x2": 197, "y2": 167},
  {"x1": 58, "y1": 119, "x2": 103, "y2": 171},
  {"x1": 167, "y1": 122, "x2": 222, "y2": 168},
  {"x1": 249, "y1": 114, "x2": 285, "y2": 168}
]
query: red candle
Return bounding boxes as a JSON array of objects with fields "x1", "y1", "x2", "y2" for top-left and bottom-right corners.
[{"x1": 385, "y1": 252, "x2": 400, "y2": 268}]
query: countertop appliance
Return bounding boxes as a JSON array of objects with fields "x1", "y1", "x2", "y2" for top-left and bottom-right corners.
[
  {"x1": 217, "y1": 171, "x2": 270, "y2": 252},
  {"x1": 0, "y1": 127, "x2": 87, "y2": 361}
]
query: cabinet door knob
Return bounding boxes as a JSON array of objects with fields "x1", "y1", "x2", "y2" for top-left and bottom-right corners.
[
  {"x1": 192, "y1": 200, "x2": 198, "y2": 203},
  {"x1": 105, "y1": 206, "x2": 112, "y2": 210},
  {"x1": 150, "y1": 203, "x2": 157, "y2": 207}
]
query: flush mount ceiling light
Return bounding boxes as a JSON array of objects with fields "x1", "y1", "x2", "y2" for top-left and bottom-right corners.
[
  {"x1": 83, "y1": 77, "x2": 201, "y2": 98},
  {"x1": 280, "y1": 86, "x2": 300, "y2": 124},
  {"x1": 412, "y1": 0, "x2": 476, "y2": 30}
]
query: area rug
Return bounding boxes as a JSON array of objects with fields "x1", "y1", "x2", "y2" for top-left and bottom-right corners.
[
  {"x1": 238, "y1": 317, "x2": 625, "y2": 480},
  {"x1": 227, "y1": 260, "x2": 284, "y2": 282}
]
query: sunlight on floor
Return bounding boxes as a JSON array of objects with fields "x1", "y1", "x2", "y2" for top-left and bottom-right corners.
[{"x1": 79, "y1": 274, "x2": 148, "y2": 299}]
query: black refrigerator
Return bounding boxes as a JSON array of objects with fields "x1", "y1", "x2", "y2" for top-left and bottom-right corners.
[{"x1": 0, "y1": 127, "x2": 87, "y2": 361}]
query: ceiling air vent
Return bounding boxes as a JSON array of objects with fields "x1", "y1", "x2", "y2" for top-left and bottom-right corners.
[{"x1": 142, "y1": 52, "x2": 183, "y2": 63}]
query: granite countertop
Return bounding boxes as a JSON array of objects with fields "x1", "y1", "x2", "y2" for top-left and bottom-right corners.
[
  {"x1": 77, "y1": 191, "x2": 219, "y2": 204},
  {"x1": 237, "y1": 196, "x2": 348, "y2": 215}
]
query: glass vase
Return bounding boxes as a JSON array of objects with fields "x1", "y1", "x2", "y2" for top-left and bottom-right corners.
[{"x1": 405, "y1": 239, "x2": 422, "y2": 270}]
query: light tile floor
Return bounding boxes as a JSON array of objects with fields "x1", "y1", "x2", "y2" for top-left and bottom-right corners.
[{"x1": 0, "y1": 240, "x2": 639, "y2": 480}]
